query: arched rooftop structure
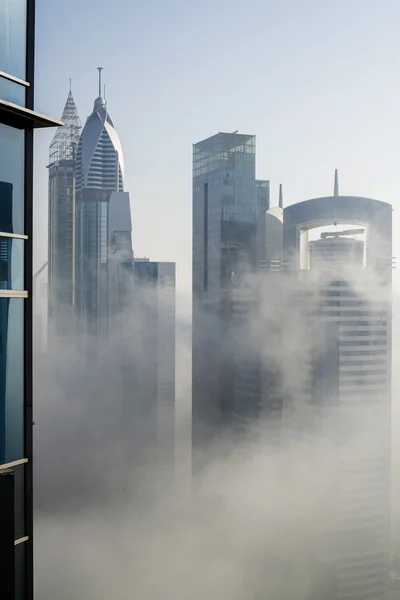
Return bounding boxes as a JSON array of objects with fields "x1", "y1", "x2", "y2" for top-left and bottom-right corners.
[{"x1": 283, "y1": 195, "x2": 392, "y2": 273}]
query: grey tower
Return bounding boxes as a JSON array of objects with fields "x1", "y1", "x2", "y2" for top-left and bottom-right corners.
[
  {"x1": 283, "y1": 180, "x2": 392, "y2": 600},
  {"x1": 192, "y1": 132, "x2": 269, "y2": 469},
  {"x1": 75, "y1": 69, "x2": 126, "y2": 337},
  {"x1": 48, "y1": 85, "x2": 82, "y2": 337}
]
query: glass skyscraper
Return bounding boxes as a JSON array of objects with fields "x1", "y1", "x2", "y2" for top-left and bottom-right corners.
[
  {"x1": 0, "y1": 1, "x2": 60, "y2": 598},
  {"x1": 192, "y1": 132, "x2": 269, "y2": 468}
]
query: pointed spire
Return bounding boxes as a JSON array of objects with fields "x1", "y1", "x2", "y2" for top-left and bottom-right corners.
[
  {"x1": 69, "y1": 78, "x2": 72, "y2": 92},
  {"x1": 278, "y1": 183, "x2": 283, "y2": 208},
  {"x1": 334, "y1": 169, "x2": 339, "y2": 197},
  {"x1": 97, "y1": 67, "x2": 103, "y2": 98},
  {"x1": 49, "y1": 84, "x2": 82, "y2": 164}
]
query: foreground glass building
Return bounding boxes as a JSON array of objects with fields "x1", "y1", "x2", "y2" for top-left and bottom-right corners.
[{"x1": 0, "y1": 1, "x2": 60, "y2": 598}]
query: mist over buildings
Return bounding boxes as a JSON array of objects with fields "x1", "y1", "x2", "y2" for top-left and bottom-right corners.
[
  {"x1": 33, "y1": 241, "x2": 398, "y2": 600},
  {"x1": 30, "y1": 82, "x2": 396, "y2": 600}
]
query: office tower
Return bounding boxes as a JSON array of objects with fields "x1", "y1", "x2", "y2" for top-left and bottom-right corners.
[
  {"x1": 283, "y1": 178, "x2": 392, "y2": 600},
  {"x1": 131, "y1": 261, "x2": 176, "y2": 477},
  {"x1": 192, "y1": 132, "x2": 269, "y2": 467},
  {"x1": 232, "y1": 201, "x2": 284, "y2": 429},
  {"x1": 75, "y1": 68, "x2": 126, "y2": 337},
  {"x1": 47, "y1": 86, "x2": 81, "y2": 337},
  {"x1": 0, "y1": 2, "x2": 60, "y2": 597}
]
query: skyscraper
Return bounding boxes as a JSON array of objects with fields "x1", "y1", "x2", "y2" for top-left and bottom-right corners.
[
  {"x1": 232, "y1": 200, "x2": 284, "y2": 430},
  {"x1": 283, "y1": 180, "x2": 392, "y2": 600},
  {"x1": 47, "y1": 86, "x2": 81, "y2": 337},
  {"x1": 75, "y1": 68, "x2": 127, "y2": 337},
  {"x1": 0, "y1": 1, "x2": 60, "y2": 597},
  {"x1": 192, "y1": 132, "x2": 269, "y2": 467},
  {"x1": 131, "y1": 261, "x2": 176, "y2": 478}
]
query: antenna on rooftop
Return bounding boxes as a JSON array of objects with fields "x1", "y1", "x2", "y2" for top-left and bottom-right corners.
[{"x1": 97, "y1": 67, "x2": 103, "y2": 98}]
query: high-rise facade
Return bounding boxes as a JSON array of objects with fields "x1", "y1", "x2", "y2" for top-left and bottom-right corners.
[
  {"x1": 192, "y1": 132, "x2": 269, "y2": 467},
  {"x1": 283, "y1": 191, "x2": 392, "y2": 600},
  {"x1": 132, "y1": 261, "x2": 176, "y2": 476},
  {"x1": 75, "y1": 71, "x2": 126, "y2": 337},
  {"x1": 47, "y1": 88, "x2": 81, "y2": 337},
  {"x1": 231, "y1": 203, "x2": 284, "y2": 430},
  {"x1": 0, "y1": 1, "x2": 60, "y2": 598}
]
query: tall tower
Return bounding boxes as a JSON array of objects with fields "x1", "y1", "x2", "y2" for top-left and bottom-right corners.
[
  {"x1": 48, "y1": 85, "x2": 82, "y2": 337},
  {"x1": 191, "y1": 132, "x2": 269, "y2": 469},
  {"x1": 75, "y1": 69, "x2": 127, "y2": 337},
  {"x1": 283, "y1": 191, "x2": 392, "y2": 600}
]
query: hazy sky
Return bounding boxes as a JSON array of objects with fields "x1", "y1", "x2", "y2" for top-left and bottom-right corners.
[{"x1": 33, "y1": 0, "x2": 400, "y2": 292}]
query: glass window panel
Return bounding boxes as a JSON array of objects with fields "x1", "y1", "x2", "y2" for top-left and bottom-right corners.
[
  {"x1": 0, "y1": 237, "x2": 24, "y2": 290},
  {"x1": 0, "y1": 0, "x2": 27, "y2": 80},
  {"x1": 14, "y1": 540, "x2": 25, "y2": 600},
  {"x1": 0, "y1": 124, "x2": 24, "y2": 235},
  {"x1": 14, "y1": 463, "x2": 24, "y2": 538},
  {"x1": 0, "y1": 298, "x2": 24, "y2": 463},
  {"x1": 0, "y1": 75, "x2": 25, "y2": 106}
]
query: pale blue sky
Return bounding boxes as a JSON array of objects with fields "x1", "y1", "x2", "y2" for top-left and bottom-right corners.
[{"x1": 33, "y1": 0, "x2": 400, "y2": 291}]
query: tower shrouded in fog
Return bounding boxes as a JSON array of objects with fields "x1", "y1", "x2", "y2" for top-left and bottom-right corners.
[
  {"x1": 283, "y1": 182, "x2": 392, "y2": 600},
  {"x1": 75, "y1": 68, "x2": 130, "y2": 336},
  {"x1": 191, "y1": 132, "x2": 270, "y2": 470},
  {"x1": 48, "y1": 85, "x2": 82, "y2": 337}
]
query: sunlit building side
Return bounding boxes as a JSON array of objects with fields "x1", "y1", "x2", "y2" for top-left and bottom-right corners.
[{"x1": 75, "y1": 70, "x2": 125, "y2": 337}]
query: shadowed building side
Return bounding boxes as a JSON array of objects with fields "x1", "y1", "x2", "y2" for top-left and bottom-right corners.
[{"x1": 191, "y1": 132, "x2": 269, "y2": 471}]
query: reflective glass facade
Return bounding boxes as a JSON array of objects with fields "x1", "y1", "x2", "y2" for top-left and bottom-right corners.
[
  {"x1": 192, "y1": 132, "x2": 269, "y2": 467},
  {"x1": 0, "y1": 2, "x2": 59, "y2": 599}
]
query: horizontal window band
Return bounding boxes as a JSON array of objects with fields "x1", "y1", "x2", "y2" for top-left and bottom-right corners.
[
  {"x1": 0, "y1": 71, "x2": 30, "y2": 87},
  {"x1": 0, "y1": 232, "x2": 28, "y2": 240},
  {"x1": 14, "y1": 536, "x2": 29, "y2": 546},
  {"x1": 0, "y1": 458, "x2": 28, "y2": 471},
  {"x1": 0, "y1": 290, "x2": 28, "y2": 298}
]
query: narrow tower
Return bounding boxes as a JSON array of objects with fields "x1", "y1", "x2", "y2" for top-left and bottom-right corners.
[
  {"x1": 75, "y1": 69, "x2": 128, "y2": 337},
  {"x1": 48, "y1": 85, "x2": 82, "y2": 338}
]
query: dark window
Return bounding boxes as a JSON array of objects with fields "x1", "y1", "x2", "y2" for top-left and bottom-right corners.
[
  {"x1": 341, "y1": 330, "x2": 387, "y2": 336},
  {"x1": 14, "y1": 539, "x2": 25, "y2": 599},
  {"x1": 0, "y1": 237, "x2": 24, "y2": 290},
  {"x1": 340, "y1": 349, "x2": 387, "y2": 356},
  {"x1": 0, "y1": 298, "x2": 24, "y2": 463},
  {"x1": 339, "y1": 339, "x2": 387, "y2": 346},
  {"x1": 13, "y1": 463, "x2": 24, "y2": 538}
]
